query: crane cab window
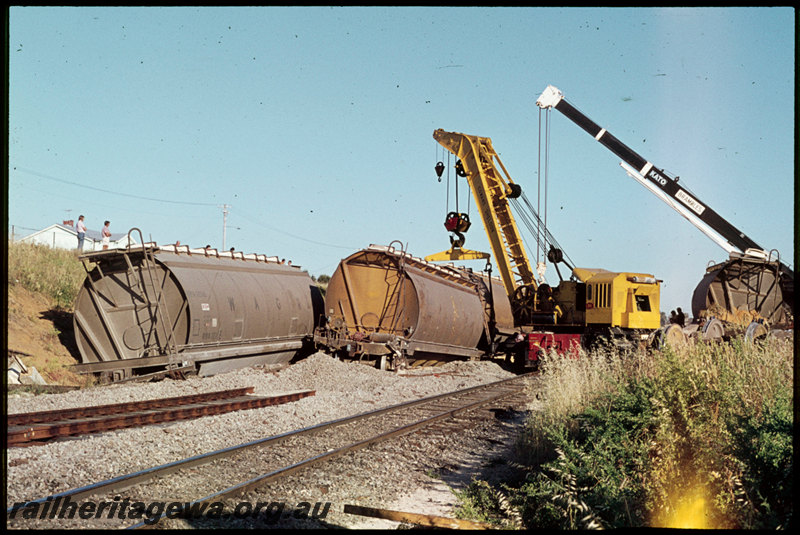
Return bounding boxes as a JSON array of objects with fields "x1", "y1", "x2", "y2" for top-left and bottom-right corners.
[{"x1": 635, "y1": 294, "x2": 651, "y2": 312}]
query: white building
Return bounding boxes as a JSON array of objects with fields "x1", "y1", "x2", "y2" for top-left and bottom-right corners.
[{"x1": 16, "y1": 223, "x2": 138, "y2": 251}]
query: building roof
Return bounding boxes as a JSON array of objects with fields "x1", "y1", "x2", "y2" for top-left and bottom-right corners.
[{"x1": 24, "y1": 223, "x2": 137, "y2": 243}]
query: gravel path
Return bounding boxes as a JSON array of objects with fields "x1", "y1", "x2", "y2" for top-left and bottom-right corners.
[{"x1": 6, "y1": 352, "x2": 531, "y2": 529}]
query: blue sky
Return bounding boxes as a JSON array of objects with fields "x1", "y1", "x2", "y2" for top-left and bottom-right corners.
[{"x1": 7, "y1": 6, "x2": 795, "y2": 316}]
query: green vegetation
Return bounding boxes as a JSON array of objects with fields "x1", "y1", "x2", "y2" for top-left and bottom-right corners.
[
  {"x1": 311, "y1": 273, "x2": 330, "y2": 297},
  {"x1": 455, "y1": 338, "x2": 793, "y2": 529},
  {"x1": 8, "y1": 241, "x2": 88, "y2": 309}
]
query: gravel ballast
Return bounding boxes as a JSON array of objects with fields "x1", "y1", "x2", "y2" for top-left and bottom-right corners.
[{"x1": 6, "y1": 352, "x2": 531, "y2": 528}]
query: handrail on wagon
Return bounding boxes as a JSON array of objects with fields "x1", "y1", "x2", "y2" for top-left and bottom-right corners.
[{"x1": 124, "y1": 228, "x2": 180, "y2": 361}]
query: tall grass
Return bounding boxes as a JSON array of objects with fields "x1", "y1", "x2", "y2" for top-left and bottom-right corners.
[
  {"x1": 645, "y1": 338, "x2": 793, "y2": 529},
  {"x1": 456, "y1": 337, "x2": 793, "y2": 529},
  {"x1": 517, "y1": 346, "x2": 657, "y2": 468},
  {"x1": 7, "y1": 241, "x2": 88, "y2": 309}
]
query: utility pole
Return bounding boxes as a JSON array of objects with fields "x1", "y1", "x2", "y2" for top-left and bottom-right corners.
[{"x1": 221, "y1": 204, "x2": 230, "y2": 250}]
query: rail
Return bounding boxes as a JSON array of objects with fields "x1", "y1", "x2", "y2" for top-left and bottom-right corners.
[{"x1": 8, "y1": 388, "x2": 314, "y2": 446}]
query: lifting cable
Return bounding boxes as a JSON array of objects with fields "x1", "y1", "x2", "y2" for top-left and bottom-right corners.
[
  {"x1": 544, "y1": 106, "x2": 551, "y2": 254},
  {"x1": 510, "y1": 193, "x2": 575, "y2": 269},
  {"x1": 537, "y1": 108, "x2": 543, "y2": 264},
  {"x1": 540, "y1": 106, "x2": 552, "y2": 264},
  {"x1": 466, "y1": 169, "x2": 471, "y2": 218},
  {"x1": 441, "y1": 146, "x2": 469, "y2": 219},
  {"x1": 443, "y1": 147, "x2": 449, "y2": 213},
  {"x1": 454, "y1": 153, "x2": 459, "y2": 214},
  {"x1": 517, "y1": 107, "x2": 575, "y2": 272}
]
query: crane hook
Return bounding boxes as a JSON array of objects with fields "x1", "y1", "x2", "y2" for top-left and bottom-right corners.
[{"x1": 435, "y1": 161, "x2": 445, "y2": 182}]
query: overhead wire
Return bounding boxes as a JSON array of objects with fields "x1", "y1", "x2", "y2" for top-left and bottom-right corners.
[
  {"x1": 13, "y1": 166, "x2": 218, "y2": 206},
  {"x1": 232, "y1": 207, "x2": 358, "y2": 251},
  {"x1": 13, "y1": 165, "x2": 358, "y2": 252}
]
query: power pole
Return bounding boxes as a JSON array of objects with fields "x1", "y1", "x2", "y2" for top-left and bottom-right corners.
[{"x1": 221, "y1": 204, "x2": 230, "y2": 250}]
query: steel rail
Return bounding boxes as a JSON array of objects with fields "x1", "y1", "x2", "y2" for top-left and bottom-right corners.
[
  {"x1": 6, "y1": 373, "x2": 535, "y2": 521},
  {"x1": 8, "y1": 387, "x2": 256, "y2": 426},
  {"x1": 131, "y1": 374, "x2": 532, "y2": 528},
  {"x1": 8, "y1": 390, "x2": 315, "y2": 446}
]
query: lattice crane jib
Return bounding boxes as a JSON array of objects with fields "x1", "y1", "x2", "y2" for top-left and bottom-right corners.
[{"x1": 432, "y1": 129, "x2": 536, "y2": 298}]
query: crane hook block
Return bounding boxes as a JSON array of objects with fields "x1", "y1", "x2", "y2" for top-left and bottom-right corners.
[
  {"x1": 435, "y1": 161, "x2": 445, "y2": 181},
  {"x1": 444, "y1": 212, "x2": 459, "y2": 232},
  {"x1": 444, "y1": 212, "x2": 471, "y2": 233}
]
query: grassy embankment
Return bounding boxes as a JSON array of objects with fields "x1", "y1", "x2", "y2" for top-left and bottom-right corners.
[
  {"x1": 455, "y1": 337, "x2": 793, "y2": 529},
  {"x1": 7, "y1": 241, "x2": 90, "y2": 385}
]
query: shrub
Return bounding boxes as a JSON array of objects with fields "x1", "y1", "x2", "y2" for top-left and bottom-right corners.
[{"x1": 459, "y1": 336, "x2": 793, "y2": 529}]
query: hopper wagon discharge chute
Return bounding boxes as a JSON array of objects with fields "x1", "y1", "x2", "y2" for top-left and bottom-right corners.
[
  {"x1": 313, "y1": 243, "x2": 516, "y2": 371},
  {"x1": 425, "y1": 129, "x2": 663, "y2": 369},
  {"x1": 72, "y1": 229, "x2": 324, "y2": 382},
  {"x1": 535, "y1": 85, "x2": 794, "y2": 342}
]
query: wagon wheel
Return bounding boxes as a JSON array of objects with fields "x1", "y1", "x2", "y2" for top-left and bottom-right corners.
[
  {"x1": 702, "y1": 318, "x2": 726, "y2": 342},
  {"x1": 659, "y1": 324, "x2": 687, "y2": 349},
  {"x1": 744, "y1": 321, "x2": 768, "y2": 344}
]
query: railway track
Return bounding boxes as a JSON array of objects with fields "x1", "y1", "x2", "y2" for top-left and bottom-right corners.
[
  {"x1": 7, "y1": 373, "x2": 536, "y2": 529},
  {"x1": 8, "y1": 387, "x2": 315, "y2": 447}
]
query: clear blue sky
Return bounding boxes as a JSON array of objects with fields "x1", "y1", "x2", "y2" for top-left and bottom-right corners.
[{"x1": 7, "y1": 6, "x2": 795, "y2": 316}]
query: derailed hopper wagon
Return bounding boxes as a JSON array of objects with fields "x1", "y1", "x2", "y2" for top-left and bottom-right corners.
[
  {"x1": 314, "y1": 244, "x2": 515, "y2": 370},
  {"x1": 72, "y1": 234, "x2": 323, "y2": 382}
]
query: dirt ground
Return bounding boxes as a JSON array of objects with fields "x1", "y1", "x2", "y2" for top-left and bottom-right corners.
[{"x1": 6, "y1": 284, "x2": 90, "y2": 386}]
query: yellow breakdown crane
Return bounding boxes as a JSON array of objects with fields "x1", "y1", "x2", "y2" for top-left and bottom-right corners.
[{"x1": 426, "y1": 129, "x2": 661, "y2": 367}]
